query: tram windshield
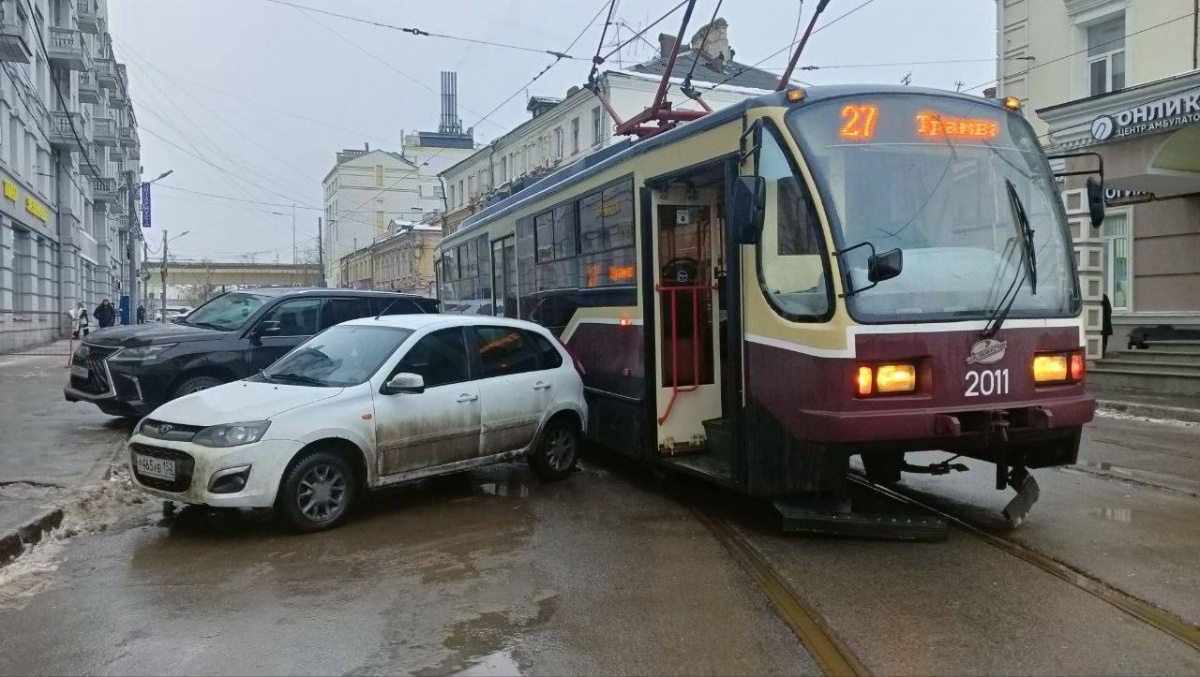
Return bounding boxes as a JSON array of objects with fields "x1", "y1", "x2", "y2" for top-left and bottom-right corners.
[{"x1": 788, "y1": 94, "x2": 1079, "y2": 324}]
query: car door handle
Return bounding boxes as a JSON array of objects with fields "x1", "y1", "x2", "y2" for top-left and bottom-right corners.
[
  {"x1": 533, "y1": 381, "x2": 552, "y2": 390},
  {"x1": 457, "y1": 393, "x2": 479, "y2": 403}
]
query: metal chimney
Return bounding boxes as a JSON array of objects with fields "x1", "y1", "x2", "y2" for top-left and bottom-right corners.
[{"x1": 440, "y1": 71, "x2": 463, "y2": 134}]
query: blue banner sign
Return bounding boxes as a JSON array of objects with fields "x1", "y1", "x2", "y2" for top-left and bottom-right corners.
[{"x1": 141, "y1": 182, "x2": 151, "y2": 229}]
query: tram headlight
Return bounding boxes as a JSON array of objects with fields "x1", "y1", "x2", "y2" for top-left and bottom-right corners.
[
  {"x1": 856, "y1": 364, "x2": 916, "y2": 396},
  {"x1": 1034, "y1": 351, "x2": 1085, "y2": 384}
]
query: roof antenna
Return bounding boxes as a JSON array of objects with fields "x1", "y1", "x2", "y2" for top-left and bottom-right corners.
[{"x1": 776, "y1": 0, "x2": 832, "y2": 91}]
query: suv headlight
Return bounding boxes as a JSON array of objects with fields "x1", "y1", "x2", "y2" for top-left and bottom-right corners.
[
  {"x1": 111, "y1": 344, "x2": 178, "y2": 362},
  {"x1": 193, "y1": 421, "x2": 271, "y2": 447}
]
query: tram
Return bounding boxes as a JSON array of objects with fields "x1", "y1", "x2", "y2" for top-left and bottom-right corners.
[{"x1": 435, "y1": 84, "x2": 1104, "y2": 534}]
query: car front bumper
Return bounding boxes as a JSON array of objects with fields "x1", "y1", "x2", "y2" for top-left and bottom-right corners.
[{"x1": 127, "y1": 434, "x2": 303, "y2": 508}]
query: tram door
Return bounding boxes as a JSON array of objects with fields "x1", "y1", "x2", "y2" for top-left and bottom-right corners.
[{"x1": 652, "y1": 182, "x2": 725, "y2": 452}]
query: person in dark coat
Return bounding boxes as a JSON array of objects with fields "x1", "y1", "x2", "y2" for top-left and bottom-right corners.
[
  {"x1": 1101, "y1": 294, "x2": 1113, "y2": 357},
  {"x1": 136, "y1": 305, "x2": 146, "y2": 324},
  {"x1": 94, "y1": 299, "x2": 116, "y2": 328}
]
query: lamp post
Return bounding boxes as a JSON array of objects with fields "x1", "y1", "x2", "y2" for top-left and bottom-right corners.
[
  {"x1": 160, "y1": 229, "x2": 190, "y2": 324},
  {"x1": 135, "y1": 169, "x2": 173, "y2": 321}
]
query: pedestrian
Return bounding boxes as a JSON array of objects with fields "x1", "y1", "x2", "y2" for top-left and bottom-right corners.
[
  {"x1": 136, "y1": 305, "x2": 146, "y2": 324},
  {"x1": 1101, "y1": 293, "x2": 1113, "y2": 357},
  {"x1": 94, "y1": 299, "x2": 116, "y2": 329},
  {"x1": 70, "y1": 302, "x2": 90, "y2": 338}
]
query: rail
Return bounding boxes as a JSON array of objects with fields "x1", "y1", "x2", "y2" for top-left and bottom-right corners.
[{"x1": 656, "y1": 282, "x2": 715, "y2": 425}]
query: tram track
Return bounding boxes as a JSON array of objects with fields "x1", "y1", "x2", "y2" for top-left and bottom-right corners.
[
  {"x1": 690, "y1": 505, "x2": 870, "y2": 677},
  {"x1": 847, "y1": 474, "x2": 1200, "y2": 653}
]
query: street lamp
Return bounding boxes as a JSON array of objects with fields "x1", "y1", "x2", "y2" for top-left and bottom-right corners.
[
  {"x1": 159, "y1": 229, "x2": 190, "y2": 324},
  {"x1": 270, "y1": 207, "x2": 298, "y2": 264},
  {"x1": 148, "y1": 169, "x2": 173, "y2": 184}
]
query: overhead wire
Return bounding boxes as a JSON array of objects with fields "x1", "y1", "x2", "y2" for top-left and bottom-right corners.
[
  {"x1": 599, "y1": 0, "x2": 689, "y2": 63},
  {"x1": 0, "y1": 62, "x2": 88, "y2": 197},
  {"x1": 260, "y1": 0, "x2": 582, "y2": 60}
]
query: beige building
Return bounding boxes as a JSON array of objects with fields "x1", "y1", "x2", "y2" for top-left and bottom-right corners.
[
  {"x1": 998, "y1": 0, "x2": 1200, "y2": 370},
  {"x1": 338, "y1": 218, "x2": 441, "y2": 296}
]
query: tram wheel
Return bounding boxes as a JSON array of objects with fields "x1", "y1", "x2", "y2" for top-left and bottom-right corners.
[{"x1": 862, "y1": 451, "x2": 904, "y2": 485}]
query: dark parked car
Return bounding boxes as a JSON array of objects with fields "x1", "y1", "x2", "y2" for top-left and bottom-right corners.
[{"x1": 64, "y1": 288, "x2": 438, "y2": 417}]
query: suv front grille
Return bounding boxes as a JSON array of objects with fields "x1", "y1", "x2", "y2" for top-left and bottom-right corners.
[
  {"x1": 130, "y1": 443, "x2": 195, "y2": 493},
  {"x1": 71, "y1": 344, "x2": 119, "y2": 394}
]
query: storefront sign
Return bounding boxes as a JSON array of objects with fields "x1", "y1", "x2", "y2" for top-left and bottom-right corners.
[
  {"x1": 25, "y1": 196, "x2": 47, "y2": 222},
  {"x1": 1091, "y1": 88, "x2": 1200, "y2": 141},
  {"x1": 1105, "y1": 189, "x2": 1155, "y2": 206},
  {"x1": 2, "y1": 180, "x2": 16, "y2": 202}
]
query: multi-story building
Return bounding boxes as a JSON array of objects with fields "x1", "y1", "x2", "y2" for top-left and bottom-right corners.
[
  {"x1": 438, "y1": 18, "x2": 779, "y2": 236},
  {"x1": 997, "y1": 0, "x2": 1200, "y2": 363},
  {"x1": 0, "y1": 0, "x2": 142, "y2": 350},
  {"x1": 338, "y1": 216, "x2": 442, "y2": 297}
]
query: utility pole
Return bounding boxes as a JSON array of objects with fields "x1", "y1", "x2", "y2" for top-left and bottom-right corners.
[
  {"x1": 292, "y1": 203, "x2": 297, "y2": 265},
  {"x1": 317, "y1": 217, "x2": 326, "y2": 287},
  {"x1": 125, "y1": 170, "x2": 138, "y2": 325},
  {"x1": 160, "y1": 229, "x2": 168, "y2": 324}
]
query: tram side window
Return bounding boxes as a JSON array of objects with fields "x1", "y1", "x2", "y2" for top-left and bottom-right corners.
[
  {"x1": 757, "y1": 125, "x2": 832, "y2": 321},
  {"x1": 443, "y1": 234, "x2": 493, "y2": 315}
]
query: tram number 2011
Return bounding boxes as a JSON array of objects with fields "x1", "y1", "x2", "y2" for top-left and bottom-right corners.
[{"x1": 965, "y1": 368, "x2": 1010, "y2": 397}]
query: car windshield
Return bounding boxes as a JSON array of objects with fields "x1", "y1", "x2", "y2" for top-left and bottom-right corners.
[
  {"x1": 263, "y1": 325, "x2": 413, "y2": 388},
  {"x1": 787, "y1": 94, "x2": 1079, "y2": 323},
  {"x1": 182, "y1": 293, "x2": 267, "y2": 330}
]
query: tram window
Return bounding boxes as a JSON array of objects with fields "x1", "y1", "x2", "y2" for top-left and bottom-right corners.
[
  {"x1": 579, "y1": 192, "x2": 606, "y2": 253},
  {"x1": 757, "y1": 124, "x2": 833, "y2": 322}
]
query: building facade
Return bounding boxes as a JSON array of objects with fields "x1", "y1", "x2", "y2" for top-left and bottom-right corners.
[
  {"x1": 338, "y1": 217, "x2": 441, "y2": 296},
  {"x1": 0, "y1": 0, "x2": 141, "y2": 350},
  {"x1": 438, "y1": 18, "x2": 779, "y2": 236},
  {"x1": 998, "y1": 0, "x2": 1200, "y2": 356}
]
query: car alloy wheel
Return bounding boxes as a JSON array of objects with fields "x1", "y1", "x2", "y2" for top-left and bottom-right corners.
[{"x1": 296, "y1": 462, "x2": 348, "y2": 522}]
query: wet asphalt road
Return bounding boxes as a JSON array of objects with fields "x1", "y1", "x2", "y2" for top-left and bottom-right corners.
[{"x1": 0, "y1": 415, "x2": 1198, "y2": 675}]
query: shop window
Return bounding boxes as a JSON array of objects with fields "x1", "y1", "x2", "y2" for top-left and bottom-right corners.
[{"x1": 1101, "y1": 211, "x2": 1131, "y2": 311}]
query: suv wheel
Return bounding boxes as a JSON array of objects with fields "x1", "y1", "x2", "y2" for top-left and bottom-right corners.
[
  {"x1": 172, "y1": 374, "x2": 223, "y2": 399},
  {"x1": 276, "y1": 451, "x2": 356, "y2": 532},
  {"x1": 529, "y1": 417, "x2": 579, "y2": 482}
]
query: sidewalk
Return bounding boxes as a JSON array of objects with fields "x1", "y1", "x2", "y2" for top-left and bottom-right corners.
[
  {"x1": 1089, "y1": 385, "x2": 1200, "y2": 424},
  {"x1": 0, "y1": 341, "x2": 130, "y2": 565}
]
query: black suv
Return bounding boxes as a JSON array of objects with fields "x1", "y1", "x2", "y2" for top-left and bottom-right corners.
[{"x1": 65, "y1": 288, "x2": 438, "y2": 417}]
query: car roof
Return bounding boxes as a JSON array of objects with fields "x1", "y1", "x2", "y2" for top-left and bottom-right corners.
[
  {"x1": 341, "y1": 313, "x2": 547, "y2": 333},
  {"x1": 233, "y1": 287, "x2": 433, "y2": 300}
]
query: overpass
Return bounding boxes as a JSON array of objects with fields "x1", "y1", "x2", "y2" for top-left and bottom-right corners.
[{"x1": 144, "y1": 261, "x2": 324, "y2": 306}]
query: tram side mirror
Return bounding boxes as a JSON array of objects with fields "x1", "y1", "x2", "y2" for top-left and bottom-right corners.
[
  {"x1": 867, "y1": 248, "x2": 903, "y2": 284},
  {"x1": 731, "y1": 176, "x2": 765, "y2": 245},
  {"x1": 1086, "y1": 177, "x2": 1106, "y2": 229}
]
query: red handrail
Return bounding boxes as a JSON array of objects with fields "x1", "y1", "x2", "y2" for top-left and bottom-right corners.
[{"x1": 657, "y1": 283, "x2": 715, "y2": 425}]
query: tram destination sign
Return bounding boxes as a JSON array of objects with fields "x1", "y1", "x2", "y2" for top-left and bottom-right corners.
[{"x1": 1091, "y1": 88, "x2": 1200, "y2": 142}]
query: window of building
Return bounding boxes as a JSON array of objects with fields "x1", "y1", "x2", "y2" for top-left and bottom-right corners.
[
  {"x1": 1087, "y1": 14, "x2": 1125, "y2": 96},
  {"x1": 448, "y1": 184, "x2": 455, "y2": 206},
  {"x1": 458, "y1": 180, "x2": 464, "y2": 206},
  {"x1": 1101, "y1": 211, "x2": 1131, "y2": 310},
  {"x1": 592, "y1": 107, "x2": 603, "y2": 146},
  {"x1": 468, "y1": 174, "x2": 475, "y2": 198},
  {"x1": 571, "y1": 117, "x2": 580, "y2": 155},
  {"x1": 500, "y1": 156, "x2": 508, "y2": 183},
  {"x1": 374, "y1": 164, "x2": 384, "y2": 186},
  {"x1": 554, "y1": 127, "x2": 564, "y2": 159}
]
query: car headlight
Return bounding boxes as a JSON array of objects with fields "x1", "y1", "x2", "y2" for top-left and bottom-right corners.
[
  {"x1": 193, "y1": 421, "x2": 271, "y2": 447},
  {"x1": 111, "y1": 344, "x2": 178, "y2": 362}
]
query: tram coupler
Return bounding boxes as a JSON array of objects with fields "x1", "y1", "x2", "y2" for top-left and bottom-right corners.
[
  {"x1": 774, "y1": 495, "x2": 949, "y2": 542},
  {"x1": 902, "y1": 458, "x2": 969, "y2": 476},
  {"x1": 1002, "y1": 468, "x2": 1040, "y2": 529}
]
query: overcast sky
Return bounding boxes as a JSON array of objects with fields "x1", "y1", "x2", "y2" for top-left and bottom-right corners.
[{"x1": 108, "y1": 0, "x2": 998, "y2": 262}]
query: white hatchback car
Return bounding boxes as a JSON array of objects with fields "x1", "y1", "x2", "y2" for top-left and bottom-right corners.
[{"x1": 128, "y1": 314, "x2": 587, "y2": 531}]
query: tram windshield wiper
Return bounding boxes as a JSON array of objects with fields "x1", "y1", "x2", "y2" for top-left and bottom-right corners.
[{"x1": 981, "y1": 180, "x2": 1037, "y2": 338}]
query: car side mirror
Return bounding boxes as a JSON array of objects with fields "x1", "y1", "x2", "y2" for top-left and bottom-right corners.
[
  {"x1": 1086, "y1": 177, "x2": 1106, "y2": 229},
  {"x1": 731, "y1": 175, "x2": 766, "y2": 244},
  {"x1": 382, "y1": 372, "x2": 425, "y2": 395},
  {"x1": 255, "y1": 320, "x2": 281, "y2": 336},
  {"x1": 867, "y1": 247, "x2": 903, "y2": 284}
]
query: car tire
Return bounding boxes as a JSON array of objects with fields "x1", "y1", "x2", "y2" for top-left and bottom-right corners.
[
  {"x1": 276, "y1": 451, "x2": 357, "y2": 533},
  {"x1": 528, "y1": 417, "x2": 580, "y2": 482},
  {"x1": 172, "y1": 374, "x2": 224, "y2": 399}
]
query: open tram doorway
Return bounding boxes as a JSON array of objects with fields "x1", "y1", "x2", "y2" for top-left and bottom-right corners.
[{"x1": 648, "y1": 161, "x2": 738, "y2": 483}]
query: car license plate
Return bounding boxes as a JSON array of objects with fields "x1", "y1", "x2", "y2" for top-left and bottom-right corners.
[
  {"x1": 70, "y1": 365, "x2": 88, "y2": 379},
  {"x1": 135, "y1": 454, "x2": 176, "y2": 481}
]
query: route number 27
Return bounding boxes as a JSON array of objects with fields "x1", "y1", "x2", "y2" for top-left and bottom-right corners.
[
  {"x1": 840, "y1": 104, "x2": 879, "y2": 139},
  {"x1": 965, "y1": 368, "x2": 1009, "y2": 397}
]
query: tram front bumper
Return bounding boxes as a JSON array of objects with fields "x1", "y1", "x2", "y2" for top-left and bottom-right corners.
[{"x1": 799, "y1": 394, "x2": 1095, "y2": 449}]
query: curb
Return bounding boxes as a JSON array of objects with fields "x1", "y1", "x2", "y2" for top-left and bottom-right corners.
[
  {"x1": 1096, "y1": 399, "x2": 1200, "y2": 424},
  {"x1": 0, "y1": 507, "x2": 64, "y2": 567}
]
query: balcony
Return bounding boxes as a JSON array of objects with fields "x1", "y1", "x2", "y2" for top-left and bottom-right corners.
[
  {"x1": 77, "y1": 0, "x2": 99, "y2": 33},
  {"x1": 118, "y1": 124, "x2": 135, "y2": 147},
  {"x1": 49, "y1": 111, "x2": 87, "y2": 149},
  {"x1": 109, "y1": 80, "x2": 126, "y2": 105},
  {"x1": 95, "y1": 57, "x2": 116, "y2": 89},
  {"x1": 91, "y1": 177, "x2": 117, "y2": 204},
  {"x1": 0, "y1": 1, "x2": 32, "y2": 63},
  {"x1": 81, "y1": 145, "x2": 104, "y2": 177},
  {"x1": 47, "y1": 27, "x2": 87, "y2": 71},
  {"x1": 126, "y1": 141, "x2": 139, "y2": 162},
  {"x1": 78, "y1": 70, "x2": 98, "y2": 104},
  {"x1": 92, "y1": 116, "x2": 117, "y2": 146}
]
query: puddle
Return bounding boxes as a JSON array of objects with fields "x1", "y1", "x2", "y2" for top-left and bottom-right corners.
[
  {"x1": 0, "y1": 464, "x2": 148, "y2": 609},
  {"x1": 0, "y1": 482, "x2": 63, "y2": 501},
  {"x1": 1086, "y1": 507, "x2": 1133, "y2": 523},
  {"x1": 451, "y1": 649, "x2": 524, "y2": 676}
]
